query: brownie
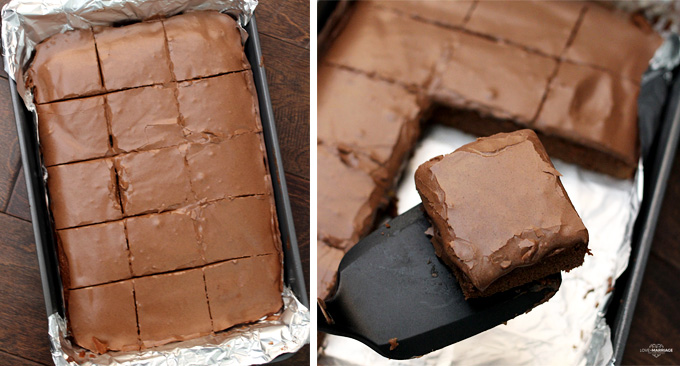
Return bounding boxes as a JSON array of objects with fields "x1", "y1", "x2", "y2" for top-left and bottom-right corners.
[
  {"x1": 68, "y1": 280, "x2": 139, "y2": 353},
  {"x1": 323, "y1": 2, "x2": 461, "y2": 86},
  {"x1": 429, "y1": 30, "x2": 557, "y2": 125},
  {"x1": 317, "y1": 240, "x2": 344, "y2": 301},
  {"x1": 198, "y1": 196, "x2": 280, "y2": 263},
  {"x1": 203, "y1": 254, "x2": 283, "y2": 332},
  {"x1": 317, "y1": 65, "x2": 422, "y2": 186},
  {"x1": 177, "y1": 71, "x2": 262, "y2": 141},
  {"x1": 415, "y1": 130, "x2": 589, "y2": 298},
  {"x1": 27, "y1": 28, "x2": 104, "y2": 103},
  {"x1": 134, "y1": 268, "x2": 212, "y2": 348},
  {"x1": 115, "y1": 146, "x2": 194, "y2": 216},
  {"x1": 465, "y1": 0, "x2": 584, "y2": 56},
  {"x1": 94, "y1": 20, "x2": 174, "y2": 90},
  {"x1": 47, "y1": 158, "x2": 122, "y2": 229},
  {"x1": 125, "y1": 210, "x2": 204, "y2": 276},
  {"x1": 106, "y1": 84, "x2": 184, "y2": 153},
  {"x1": 27, "y1": 11, "x2": 282, "y2": 354},
  {"x1": 565, "y1": 4, "x2": 662, "y2": 82},
  {"x1": 534, "y1": 62, "x2": 640, "y2": 178},
  {"x1": 58, "y1": 221, "x2": 130, "y2": 289},
  {"x1": 317, "y1": 145, "x2": 384, "y2": 249},
  {"x1": 164, "y1": 11, "x2": 249, "y2": 80},
  {"x1": 36, "y1": 96, "x2": 111, "y2": 166},
  {"x1": 369, "y1": 0, "x2": 474, "y2": 28},
  {"x1": 185, "y1": 134, "x2": 269, "y2": 201}
]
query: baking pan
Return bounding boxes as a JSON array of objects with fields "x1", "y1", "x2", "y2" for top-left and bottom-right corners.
[
  {"x1": 8, "y1": 13, "x2": 308, "y2": 361},
  {"x1": 317, "y1": 2, "x2": 680, "y2": 363}
]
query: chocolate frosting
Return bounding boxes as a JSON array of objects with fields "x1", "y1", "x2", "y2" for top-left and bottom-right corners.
[
  {"x1": 115, "y1": 146, "x2": 194, "y2": 216},
  {"x1": 37, "y1": 96, "x2": 111, "y2": 166},
  {"x1": 430, "y1": 30, "x2": 556, "y2": 124},
  {"x1": 370, "y1": 0, "x2": 473, "y2": 28},
  {"x1": 184, "y1": 134, "x2": 269, "y2": 201},
  {"x1": 178, "y1": 71, "x2": 262, "y2": 141},
  {"x1": 164, "y1": 11, "x2": 250, "y2": 80},
  {"x1": 317, "y1": 240, "x2": 344, "y2": 301},
  {"x1": 107, "y1": 84, "x2": 184, "y2": 153},
  {"x1": 134, "y1": 268, "x2": 212, "y2": 348},
  {"x1": 415, "y1": 130, "x2": 588, "y2": 291},
  {"x1": 565, "y1": 3, "x2": 663, "y2": 82},
  {"x1": 58, "y1": 221, "x2": 131, "y2": 288},
  {"x1": 466, "y1": 0, "x2": 584, "y2": 56},
  {"x1": 317, "y1": 145, "x2": 384, "y2": 249},
  {"x1": 27, "y1": 28, "x2": 104, "y2": 103},
  {"x1": 126, "y1": 210, "x2": 204, "y2": 277},
  {"x1": 197, "y1": 195, "x2": 280, "y2": 263},
  {"x1": 68, "y1": 280, "x2": 140, "y2": 353},
  {"x1": 47, "y1": 158, "x2": 122, "y2": 229},
  {"x1": 203, "y1": 254, "x2": 283, "y2": 332},
  {"x1": 317, "y1": 65, "x2": 422, "y2": 168},
  {"x1": 324, "y1": 2, "x2": 461, "y2": 87},
  {"x1": 534, "y1": 61, "x2": 640, "y2": 166},
  {"x1": 94, "y1": 20, "x2": 174, "y2": 90}
]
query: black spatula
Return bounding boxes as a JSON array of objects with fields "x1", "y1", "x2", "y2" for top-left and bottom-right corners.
[{"x1": 318, "y1": 204, "x2": 562, "y2": 360}]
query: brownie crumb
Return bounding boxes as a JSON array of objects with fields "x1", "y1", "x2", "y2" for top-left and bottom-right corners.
[{"x1": 389, "y1": 337, "x2": 399, "y2": 351}]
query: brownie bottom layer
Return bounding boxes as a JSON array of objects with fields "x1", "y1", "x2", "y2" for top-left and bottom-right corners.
[
  {"x1": 431, "y1": 229, "x2": 588, "y2": 299},
  {"x1": 430, "y1": 105, "x2": 636, "y2": 179}
]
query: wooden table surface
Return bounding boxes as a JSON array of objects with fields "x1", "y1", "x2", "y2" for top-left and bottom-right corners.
[{"x1": 0, "y1": 0, "x2": 310, "y2": 365}]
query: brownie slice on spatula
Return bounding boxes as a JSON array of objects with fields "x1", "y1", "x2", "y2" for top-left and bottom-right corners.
[{"x1": 415, "y1": 129, "x2": 589, "y2": 298}]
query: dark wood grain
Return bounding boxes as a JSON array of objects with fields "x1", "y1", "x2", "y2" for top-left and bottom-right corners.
[
  {"x1": 648, "y1": 149, "x2": 680, "y2": 271},
  {"x1": 0, "y1": 213, "x2": 52, "y2": 365},
  {"x1": 286, "y1": 172, "x2": 310, "y2": 301},
  {"x1": 622, "y1": 255, "x2": 680, "y2": 365},
  {"x1": 6, "y1": 166, "x2": 31, "y2": 222},
  {"x1": 261, "y1": 32, "x2": 310, "y2": 180},
  {"x1": 0, "y1": 81, "x2": 20, "y2": 210},
  {"x1": 0, "y1": 350, "x2": 48, "y2": 366},
  {"x1": 257, "y1": 0, "x2": 310, "y2": 49},
  {"x1": 622, "y1": 146, "x2": 680, "y2": 366}
]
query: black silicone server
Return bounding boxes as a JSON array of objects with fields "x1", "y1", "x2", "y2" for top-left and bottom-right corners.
[{"x1": 318, "y1": 204, "x2": 562, "y2": 360}]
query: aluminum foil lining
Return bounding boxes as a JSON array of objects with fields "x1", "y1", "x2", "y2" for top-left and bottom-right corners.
[
  {"x1": 1, "y1": 0, "x2": 256, "y2": 110},
  {"x1": 605, "y1": 0, "x2": 680, "y2": 35},
  {"x1": 51, "y1": 287, "x2": 310, "y2": 366},
  {"x1": 320, "y1": 125, "x2": 642, "y2": 366}
]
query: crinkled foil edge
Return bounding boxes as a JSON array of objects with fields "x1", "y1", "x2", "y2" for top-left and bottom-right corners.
[
  {"x1": 1, "y1": 0, "x2": 257, "y2": 111},
  {"x1": 50, "y1": 287, "x2": 310, "y2": 366}
]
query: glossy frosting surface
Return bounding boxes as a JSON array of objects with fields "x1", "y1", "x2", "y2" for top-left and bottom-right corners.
[
  {"x1": 415, "y1": 130, "x2": 588, "y2": 290},
  {"x1": 204, "y1": 255, "x2": 283, "y2": 332},
  {"x1": 37, "y1": 96, "x2": 111, "y2": 166}
]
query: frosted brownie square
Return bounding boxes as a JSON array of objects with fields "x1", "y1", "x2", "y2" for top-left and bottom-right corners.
[
  {"x1": 415, "y1": 130, "x2": 588, "y2": 298},
  {"x1": 27, "y1": 29, "x2": 104, "y2": 103},
  {"x1": 58, "y1": 221, "x2": 130, "y2": 288},
  {"x1": 198, "y1": 196, "x2": 280, "y2": 263},
  {"x1": 203, "y1": 255, "x2": 282, "y2": 332},
  {"x1": 68, "y1": 280, "x2": 139, "y2": 353},
  {"x1": 47, "y1": 158, "x2": 122, "y2": 229},
  {"x1": 36, "y1": 95, "x2": 111, "y2": 166}
]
